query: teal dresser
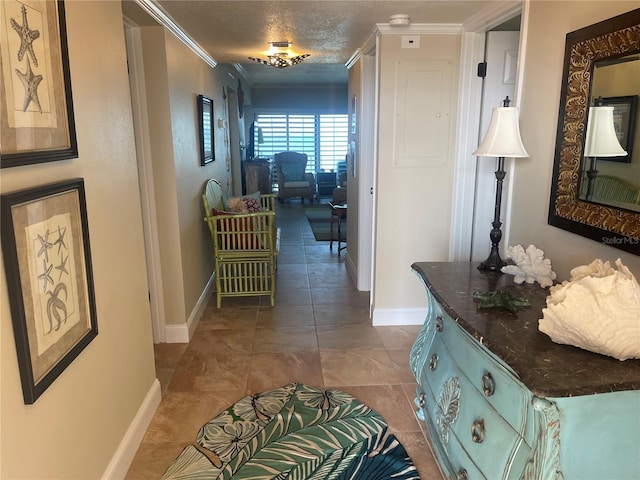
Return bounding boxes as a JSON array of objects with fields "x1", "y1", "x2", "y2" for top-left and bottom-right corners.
[{"x1": 410, "y1": 262, "x2": 640, "y2": 480}]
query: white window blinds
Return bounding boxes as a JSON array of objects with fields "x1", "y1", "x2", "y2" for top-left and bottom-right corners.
[{"x1": 255, "y1": 114, "x2": 348, "y2": 173}]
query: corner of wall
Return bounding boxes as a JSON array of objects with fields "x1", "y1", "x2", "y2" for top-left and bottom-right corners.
[
  {"x1": 165, "y1": 270, "x2": 215, "y2": 343},
  {"x1": 372, "y1": 307, "x2": 426, "y2": 326}
]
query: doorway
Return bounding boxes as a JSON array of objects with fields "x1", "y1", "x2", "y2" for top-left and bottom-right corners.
[
  {"x1": 123, "y1": 18, "x2": 166, "y2": 343},
  {"x1": 471, "y1": 29, "x2": 522, "y2": 262},
  {"x1": 449, "y1": 7, "x2": 524, "y2": 262}
]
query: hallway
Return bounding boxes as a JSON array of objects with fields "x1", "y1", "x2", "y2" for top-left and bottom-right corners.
[{"x1": 125, "y1": 201, "x2": 440, "y2": 478}]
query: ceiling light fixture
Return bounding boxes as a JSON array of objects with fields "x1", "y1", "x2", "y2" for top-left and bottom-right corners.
[{"x1": 248, "y1": 41, "x2": 310, "y2": 69}]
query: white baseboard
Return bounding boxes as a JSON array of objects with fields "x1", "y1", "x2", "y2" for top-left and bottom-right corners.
[
  {"x1": 372, "y1": 307, "x2": 426, "y2": 326},
  {"x1": 102, "y1": 378, "x2": 162, "y2": 480},
  {"x1": 164, "y1": 272, "x2": 215, "y2": 343},
  {"x1": 344, "y1": 251, "x2": 358, "y2": 288},
  {"x1": 164, "y1": 323, "x2": 190, "y2": 343}
]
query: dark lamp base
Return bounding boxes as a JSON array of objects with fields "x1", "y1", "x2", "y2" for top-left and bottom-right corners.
[{"x1": 477, "y1": 250, "x2": 506, "y2": 272}]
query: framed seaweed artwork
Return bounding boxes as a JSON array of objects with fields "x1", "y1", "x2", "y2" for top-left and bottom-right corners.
[
  {"x1": 1, "y1": 179, "x2": 97, "y2": 404},
  {"x1": 0, "y1": 0, "x2": 78, "y2": 168}
]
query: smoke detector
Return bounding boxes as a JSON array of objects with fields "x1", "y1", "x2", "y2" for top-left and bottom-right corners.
[{"x1": 389, "y1": 14, "x2": 411, "y2": 26}]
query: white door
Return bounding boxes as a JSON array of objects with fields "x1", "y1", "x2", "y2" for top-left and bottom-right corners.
[{"x1": 471, "y1": 31, "x2": 521, "y2": 262}]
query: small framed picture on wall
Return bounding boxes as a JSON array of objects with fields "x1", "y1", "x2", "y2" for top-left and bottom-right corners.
[{"x1": 197, "y1": 94, "x2": 214, "y2": 165}]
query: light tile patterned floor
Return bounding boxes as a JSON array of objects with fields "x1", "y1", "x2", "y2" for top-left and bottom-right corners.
[{"x1": 125, "y1": 200, "x2": 442, "y2": 479}]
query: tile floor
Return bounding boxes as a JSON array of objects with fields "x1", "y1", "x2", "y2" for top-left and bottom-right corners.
[{"x1": 125, "y1": 200, "x2": 442, "y2": 479}]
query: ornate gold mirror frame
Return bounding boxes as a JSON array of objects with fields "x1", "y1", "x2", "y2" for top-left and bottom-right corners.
[{"x1": 548, "y1": 8, "x2": 640, "y2": 255}]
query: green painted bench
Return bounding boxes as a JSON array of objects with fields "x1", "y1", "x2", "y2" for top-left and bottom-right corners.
[{"x1": 202, "y1": 179, "x2": 279, "y2": 307}]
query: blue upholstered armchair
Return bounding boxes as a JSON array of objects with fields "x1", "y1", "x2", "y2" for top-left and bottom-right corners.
[{"x1": 274, "y1": 152, "x2": 315, "y2": 203}]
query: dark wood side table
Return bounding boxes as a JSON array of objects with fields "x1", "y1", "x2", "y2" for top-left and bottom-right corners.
[
  {"x1": 317, "y1": 171, "x2": 337, "y2": 196},
  {"x1": 328, "y1": 202, "x2": 347, "y2": 253},
  {"x1": 245, "y1": 160, "x2": 272, "y2": 194}
]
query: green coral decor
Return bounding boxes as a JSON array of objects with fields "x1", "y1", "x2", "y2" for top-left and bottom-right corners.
[
  {"x1": 162, "y1": 383, "x2": 419, "y2": 479},
  {"x1": 473, "y1": 290, "x2": 532, "y2": 313}
]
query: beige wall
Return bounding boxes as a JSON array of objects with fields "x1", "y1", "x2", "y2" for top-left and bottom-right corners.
[
  {"x1": 374, "y1": 33, "x2": 461, "y2": 309},
  {"x1": 0, "y1": 2, "x2": 156, "y2": 478},
  {"x1": 138, "y1": 28, "x2": 244, "y2": 327},
  {"x1": 511, "y1": 1, "x2": 640, "y2": 280}
]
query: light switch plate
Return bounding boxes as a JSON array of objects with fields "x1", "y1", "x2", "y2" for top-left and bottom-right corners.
[{"x1": 401, "y1": 36, "x2": 420, "y2": 48}]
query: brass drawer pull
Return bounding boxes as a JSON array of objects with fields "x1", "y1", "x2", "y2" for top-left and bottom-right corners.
[
  {"x1": 429, "y1": 354, "x2": 438, "y2": 371},
  {"x1": 436, "y1": 316, "x2": 444, "y2": 332},
  {"x1": 419, "y1": 392, "x2": 426, "y2": 408},
  {"x1": 482, "y1": 372, "x2": 495, "y2": 397},
  {"x1": 457, "y1": 468, "x2": 468, "y2": 480},
  {"x1": 471, "y1": 419, "x2": 485, "y2": 443}
]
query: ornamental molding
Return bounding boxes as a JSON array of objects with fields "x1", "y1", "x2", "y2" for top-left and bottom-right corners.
[{"x1": 435, "y1": 377, "x2": 461, "y2": 444}]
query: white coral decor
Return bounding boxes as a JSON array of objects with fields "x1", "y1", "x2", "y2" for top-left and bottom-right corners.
[
  {"x1": 538, "y1": 259, "x2": 640, "y2": 361},
  {"x1": 501, "y1": 245, "x2": 557, "y2": 288}
]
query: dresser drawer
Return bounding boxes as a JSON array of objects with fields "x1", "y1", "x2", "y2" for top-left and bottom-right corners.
[
  {"x1": 417, "y1": 386, "x2": 487, "y2": 480},
  {"x1": 419, "y1": 337, "x2": 530, "y2": 480},
  {"x1": 432, "y1": 300, "x2": 532, "y2": 442},
  {"x1": 410, "y1": 294, "x2": 440, "y2": 381}
]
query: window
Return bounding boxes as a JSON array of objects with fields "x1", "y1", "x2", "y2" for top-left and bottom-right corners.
[
  {"x1": 319, "y1": 115, "x2": 349, "y2": 172},
  {"x1": 254, "y1": 114, "x2": 348, "y2": 173}
]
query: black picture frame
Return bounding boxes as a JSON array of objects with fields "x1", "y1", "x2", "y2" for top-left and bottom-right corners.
[
  {"x1": 598, "y1": 95, "x2": 637, "y2": 163},
  {"x1": 1, "y1": 179, "x2": 98, "y2": 404},
  {"x1": 0, "y1": 0, "x2": 78, "y2": 168},
  {"x1": 197, "y1": 94, "x2": 214, "y2": 165}
]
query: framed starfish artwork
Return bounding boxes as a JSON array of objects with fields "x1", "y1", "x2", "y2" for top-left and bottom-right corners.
[
  {"x1": 1, "y1": 179, "x2": 98, "y2": 404},
  {"x1": 0, "y1": 0, "x2": 77, "y2": 168}
]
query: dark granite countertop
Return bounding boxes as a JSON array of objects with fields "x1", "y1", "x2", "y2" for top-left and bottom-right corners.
[{"x1": 412, "y1": 262, "x2": 640, "y2": 398}]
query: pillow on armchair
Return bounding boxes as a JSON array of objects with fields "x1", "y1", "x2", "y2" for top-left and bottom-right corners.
[
  {"x1": 280, "y1": 162, "x2": 306, "y2": 182},
  {"x1": 227, "y1": 195, "x2": 261, "y2": 213},
  {"x1": 224, "y1": 191, "x2": 261, "y2": 212}
]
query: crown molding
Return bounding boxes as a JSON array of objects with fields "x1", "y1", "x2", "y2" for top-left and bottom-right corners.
[
  {"x1": 361, "y1": 29, "x2": 377, "y2": 56},
  {"x1": 345, "y1": 50, "x2": 361, "y2": 69},
  {"x1": 463, "y1": 0, "x2": 522, "y2": 32},
  {"x1": 375, "y1": 23, "x2": 463, "y2": 35},
  {"x1": 232, "y1": 63, "x2": 250, "y2": 81},
  {"x1": 133, "y1": 0, "x2": 217, "y2": 68}
]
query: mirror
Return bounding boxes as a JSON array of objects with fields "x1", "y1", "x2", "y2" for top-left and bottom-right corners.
[
  {"x1": 549, "y1": 8, "x2": 640, "y2": 255},
  {"x1": 578, "y1": 56, "x2": 639, "y2": 212}
]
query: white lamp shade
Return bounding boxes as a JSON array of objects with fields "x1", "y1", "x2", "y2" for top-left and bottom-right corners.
[
  {"x1": 584, "y1": 106, "x2": 627, "y2": 157},
  {"x1": 473, "y1": 107, "x2": 529, "y2": 158}
]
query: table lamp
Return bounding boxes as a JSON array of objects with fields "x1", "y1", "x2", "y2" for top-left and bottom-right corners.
[
  {"x1": 584, "y1": 104, "x2": 627, "y2": 200},
  {"x1": 473, "y1": 96, "x2": 529, "y2": 271}
]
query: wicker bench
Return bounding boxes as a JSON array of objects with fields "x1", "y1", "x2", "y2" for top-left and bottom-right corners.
[
  {"x1": 202, "y1": 179, "x2": 280, "y2": 307},
  {"x1": 581, "y1": 174, "x2": 640, "y2": 204}
]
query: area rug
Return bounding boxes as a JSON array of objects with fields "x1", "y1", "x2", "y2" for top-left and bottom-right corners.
[
  {"x1": 162, "y1": 382, "x2": 419, "y2": 479},
  {"x1": 304, "y1": 205, "x2": 346, "y2": 242}
]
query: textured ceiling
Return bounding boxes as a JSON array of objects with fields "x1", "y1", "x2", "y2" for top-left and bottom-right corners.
[{"x1": 123, "y1": 1, "x2": 510, "y2": 85}]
